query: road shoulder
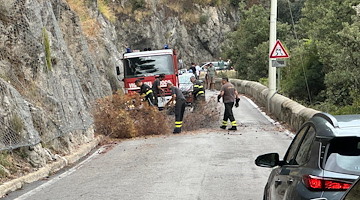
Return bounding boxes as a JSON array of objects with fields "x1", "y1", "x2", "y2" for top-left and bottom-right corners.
[{"x1": 0, "y1": 136, "x2": 102, "y2": 198}]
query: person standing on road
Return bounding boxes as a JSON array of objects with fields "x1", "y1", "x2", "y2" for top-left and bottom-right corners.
[
  {"x1": 218, "y1": 77, "x2": 240, "y2": 130},
  {"x1": 190, "y1": 76, "x2": 205, "y2": 111},
  {"x1": 195, "y1": 64, "x2": 201, "y2": 79},
  {"x1": 195, "y1": 63, "x2": 201, "y2": 79},
  {"x1": 190, "y1": 63, "x2": 197, "y2": 78},
  {"x1": 135, "y1": 79, "x2": 155, "y2": 106},
  {"x1": 152, "y1": 74, "x2": 165, "y2": 106},
  {"x1": 207, "y1": 63, "x2": 216, "y2": 91},
  {"x1": 218, "y1": 58, "x2": 225, "y2": 70},
  {"x1": 166, "y1": 82, "x2": 186, "y2": 134},
  {"x1": 204, "y1": 63, "x2": 209, "y2": 89}
]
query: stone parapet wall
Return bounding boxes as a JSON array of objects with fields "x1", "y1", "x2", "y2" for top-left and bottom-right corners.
[{"x1": 214, "y1": 78, "x2": 319, "y2": 132}]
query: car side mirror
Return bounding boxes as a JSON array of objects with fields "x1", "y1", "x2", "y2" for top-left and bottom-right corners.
[
  {"x1": 255, "y1": 153, "x2": 280, "y2": 168},
  {"x1": 116, "y1": 66, "x2": 121, "y2": 75}
]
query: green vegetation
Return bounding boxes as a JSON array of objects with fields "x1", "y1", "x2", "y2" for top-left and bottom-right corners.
[
  {"x1": 42, "y1": 28, "x2": 52, "y2": 71},
  {"x1": 222, "y1": 0, "x2": 360, "y2": 115},
  {"x1": 130, "y1": 0, "x2": 146, "y2": 11},
  {"x1": 222, "y1": 3, "x2": 274, "y2": 81},
  {"x1": 10, "y1": 114, "x2": 24, "y2": 134},
  {"x1": 199, "y1": 14, "x2": 209, "y2": 25},
  {"x1": 229, "y1": 0, "x2": 241, "y2": 7},
  {"x1": 217, "y1": 70, "x2": 237, "y2": 79},
  {"x1": 0, "y1": 153, "x2": 11, "y2": 178}
]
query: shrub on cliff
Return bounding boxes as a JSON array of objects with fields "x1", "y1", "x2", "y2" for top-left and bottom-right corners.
[{"x1": 93, "y1": 92, "x2": 171, "y2": 138}]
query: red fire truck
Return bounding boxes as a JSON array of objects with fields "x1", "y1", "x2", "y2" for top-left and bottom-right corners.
[{"x1": 120, "y1": 48, "x2": 179, "y2": 108}]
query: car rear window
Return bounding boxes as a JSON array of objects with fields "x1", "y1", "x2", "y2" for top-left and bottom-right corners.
[{"x1": 324, "y1": 137, "x2": 360, "y2": 175}]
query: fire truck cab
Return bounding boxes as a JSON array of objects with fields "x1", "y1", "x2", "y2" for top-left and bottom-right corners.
[{"x1": 120, "y1": 48, "x2": 179, "y2": 108}]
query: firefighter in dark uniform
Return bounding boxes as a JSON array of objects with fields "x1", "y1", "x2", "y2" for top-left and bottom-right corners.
[
  {"x1": 152, "y1": 74, "x2": 165, "y2": 106},
  {"x1": 190, "y1": 76, "x2": 205, "y2": 111},
  {"x1": 218, "y1": 77, "x2": 240, "y2": 130},
  {"x1": 166, "y1": 82, "x2": 186, "y2": 134},
  {"x1": 135, "y1": 79, "x2": 155, "y2": 106}
]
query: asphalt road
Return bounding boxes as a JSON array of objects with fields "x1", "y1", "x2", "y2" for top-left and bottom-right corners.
[{"x1": 6, "y1": 92, "x2": 292, "y2": 200}]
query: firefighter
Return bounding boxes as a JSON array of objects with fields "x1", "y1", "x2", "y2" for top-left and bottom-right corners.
[
  {"x1": 218, "y1": 77, "x2": 240, "y2": 130},
  {"x1": 152, "y1": 74, "x2": 165, "y2": 106},
  {"x1": 135, "y1": 79, "x2": 155, "y2": 106},
  {"x1": 166, "y1": 82, "x2": 186, "y2": 134},
  {"x1": 190, "y1": 76, "x2": 205, "y2": 111}
]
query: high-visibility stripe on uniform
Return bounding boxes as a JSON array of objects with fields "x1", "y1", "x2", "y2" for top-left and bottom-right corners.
[
  {"x1": 222, "y1": 121, "x2": 228, "y2": 125},
  {"x1": 231, "y1": 121, "x2": 237, "y2": 126},
  {"x1": 145, "y1": 89, "x2": 153, "y2": 95},
  {"x1": 175, "y1": 121, "x2": 183, "y2": 128},
  {"x1": 197, "y1": 91, "x2": 205, "y2": 95},
  {"x1": 194, "y1": 84, "x2": 205, "y2": 97}
]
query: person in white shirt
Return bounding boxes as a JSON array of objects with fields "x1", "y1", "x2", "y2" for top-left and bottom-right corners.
[{"x1": 195, "y1": 64, "x2": 201, "y2": 79}]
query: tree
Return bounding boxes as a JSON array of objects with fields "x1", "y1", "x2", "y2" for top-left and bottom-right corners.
[
  {"x1": 277, "y1": 0, "x2": 305, "y2": 25},
  {"x1": 222, "y1": 2, "x2": 292, "y2": 81},
  {"x1": 223, "y1": 3, "x2": 269, "y2": 80},
  {"x1": 299, "y1": 0, "x2": 359, "y2": 106},
  {"x1": 222, "y1": 0, "x2": 360, "y2": 113},
  {"x1": 281, "y1": 39, "x2": 325, "y2": 103}
]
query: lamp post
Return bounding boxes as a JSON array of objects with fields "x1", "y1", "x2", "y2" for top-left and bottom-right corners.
[{"x1": 268, "y1": 0, "x2": 277, "y2": 110}]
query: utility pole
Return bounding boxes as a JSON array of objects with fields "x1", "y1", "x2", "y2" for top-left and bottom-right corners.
[{"x1": 268, "y1": 0, "x2": 277, "y2": 107}]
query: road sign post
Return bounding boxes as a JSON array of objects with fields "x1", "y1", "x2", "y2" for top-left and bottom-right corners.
[{"x1": 272, "y1": 60, "x2": 286, "y2": 67}]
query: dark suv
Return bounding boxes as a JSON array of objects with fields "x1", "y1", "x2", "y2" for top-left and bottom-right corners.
[
  {"x1": 255, "y1": 113, "x2": 360, "y2": 200},
  {"x1": 341, "y1": 177, "x2": 360, "y2": 200}
]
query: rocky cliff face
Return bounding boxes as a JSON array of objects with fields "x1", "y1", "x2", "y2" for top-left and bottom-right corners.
[
  {"x1": 114, "y1": 0, "x2": 240, "y2": 64},
  {"x1": 0, "y1": 0, "x2": 239, "y2": 169},
  {"x1": 0, "y1": 0, "x2": 120, "y2": 168}
]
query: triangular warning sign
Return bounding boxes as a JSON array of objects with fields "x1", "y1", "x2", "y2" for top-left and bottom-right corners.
[{"x1": 270, "y1": 40, "x2": 289, "y2": 58}]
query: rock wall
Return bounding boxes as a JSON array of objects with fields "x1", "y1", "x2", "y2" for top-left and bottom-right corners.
[
  {"x1": 0, "y1": 0, "x2": 239, "y2": 169},
  {"x1": 113, "y1": 0, "x2": 240, "y2": 64},
  {"x1": 0, "y1": 0, "x2": 121, "y2": 167}
]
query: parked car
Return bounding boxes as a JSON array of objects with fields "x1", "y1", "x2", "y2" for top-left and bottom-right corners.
[
  {"x1": 255, "y1": 112, "x2": 360, "y2": 200},
  {"x1": 341, "y1": 177, "x2": 360, "y2": 200},
  {"x1": 313, "y1": 177, "x2": 360, "y2": 200},
  {"x1": 200, "y1": 61, "x2": 230, "y2": 71},
  {"x1": 178, "y1": 68, "x2": 187, "y2": 75},
  {"x1": 178, "y1": 72, "x2": 194, "y2": 105}
]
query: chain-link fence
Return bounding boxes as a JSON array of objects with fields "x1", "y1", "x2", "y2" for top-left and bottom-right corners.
[
  {"x1": 0, "y1": 112, "x2": 94, "y2": 151},
  {"x1": 0, "y1": 116, "x2": 41, "y2": 151},
  {"x1": 0, "y1": 0, "x2": 97, "y2": 151}
]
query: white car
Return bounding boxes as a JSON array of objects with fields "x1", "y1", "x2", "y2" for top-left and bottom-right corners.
[
  {"x1": 178, "y1": 73, "x2": 193, "y2": 93},
  {"x1": 201, "y1": 61, "x2": 229, "y2": 70}
]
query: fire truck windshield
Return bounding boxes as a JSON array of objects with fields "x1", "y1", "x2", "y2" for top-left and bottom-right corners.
[{"x1": 124, "y1": 55, "x2": 174, "y2": 78}]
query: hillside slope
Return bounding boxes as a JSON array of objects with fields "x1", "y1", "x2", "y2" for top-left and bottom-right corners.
[{"x1": 0, "y1": 0, "x2": 239, "y2": 181}]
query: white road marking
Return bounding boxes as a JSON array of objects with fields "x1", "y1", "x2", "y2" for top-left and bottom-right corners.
[
  {"x1": 242, "y1": 96, "x2": 294, "y2": 138},
  {"x1": 241, "y1": 96, "x2": 275, "y2": 124},
  {"x1": 14, "y1": 146, "x2": 107, "y2": 200}
]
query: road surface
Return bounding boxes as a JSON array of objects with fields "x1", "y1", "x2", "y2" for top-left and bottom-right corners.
[{"x1": 6, "y1": 92, "x2": 292, "y2": 200}]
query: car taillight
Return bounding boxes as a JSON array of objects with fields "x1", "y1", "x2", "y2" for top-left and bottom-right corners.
[{"x1": 303, "y1": 175, "x2": 352, "y2": 191}]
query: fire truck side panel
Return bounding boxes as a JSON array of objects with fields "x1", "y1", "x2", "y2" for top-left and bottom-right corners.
[{"x1": 122, "y1": 49, "x2": 179, "y2": 107}]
